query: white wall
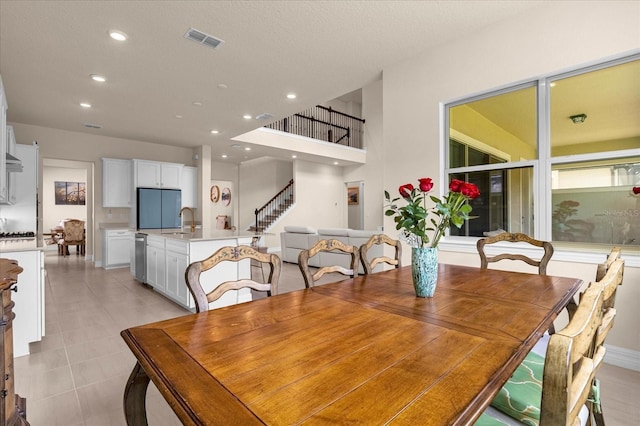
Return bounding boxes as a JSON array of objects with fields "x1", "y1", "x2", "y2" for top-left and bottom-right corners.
[
  {"x1": 238, "y1": 158, "x2": 293, "y2": 230},
  {"x1": 263, "y1": 159, "x2": 346, "y2": 248},
  {"x1": 42, "y1": 166, "x2": 87, "y2": 231},
  {"x1": 377, "y1": 1, "x2": 640, "y2": 356}
]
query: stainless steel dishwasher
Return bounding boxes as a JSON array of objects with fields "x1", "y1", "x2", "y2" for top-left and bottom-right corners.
[{"x1": 134, "y1": 233, "x2": 147, "y2": 283}]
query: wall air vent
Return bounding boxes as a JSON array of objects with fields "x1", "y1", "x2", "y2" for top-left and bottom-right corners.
[
  {"x1": 184, "y1": 28, "x2": 224, "y2": 50},
  {"x1": 84, "y1": 123, "x2": 102, "y2": 129}
]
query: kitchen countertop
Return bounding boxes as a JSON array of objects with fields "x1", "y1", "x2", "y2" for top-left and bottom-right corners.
[
  {"x1": 141, "y1": 229, "x2": 256, "y2": 242},
  {"x1": 99, "y1": 223, "x2": 133, "y2": 230},
  {"x1": 0, "y1": 237, "x2": 46, "y2": 253}
]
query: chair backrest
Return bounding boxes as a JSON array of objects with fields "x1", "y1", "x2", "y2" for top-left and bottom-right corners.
[
  {"x1": 359, "y1": 234, "x2": 402, "y2": 274},
  {"x1": 476, "y1": 232, "x2": 554, "y2": 275},
  {"x1": 591, "y1": 258, "x2": 624, "y2": 350},
  {"x1": 541, "y1": 283, "x2": 604, "y2": 425},
  {"x1": 298, "y1": 239, "x2": 359, "y2": 288},
  {"x1": 185, "y1": 245, "x2": 281, "y2": 313},
  {"x1": 63, "y1": 219, "x2": 85, "y2": 242},
  {"x1": 595, "y1": 246, "x2": 622, "y2": 282}
]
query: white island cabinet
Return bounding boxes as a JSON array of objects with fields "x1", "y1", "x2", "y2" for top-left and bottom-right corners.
[
  {"x1": 139, "y1": 231, "x2": 253, "y2": 311},
  {"x1": 0, "y1": 242, "x2": 45, "y2": 358}
]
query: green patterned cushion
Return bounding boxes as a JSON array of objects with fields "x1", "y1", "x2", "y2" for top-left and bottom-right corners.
[
  {"x1": 474, "y1": 412, "x2": 514, "y2": 425},
  {"x1": 489, "y1": 350, "x2": 544, "y2": 426}
]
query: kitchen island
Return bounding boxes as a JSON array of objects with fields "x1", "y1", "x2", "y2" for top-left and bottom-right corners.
[
  {"x1": 0, "y1": 238, "x2": 45, "y2": 357},
  {"x1": 135, "y1": 229, "x2": 256, "y2": 311}
]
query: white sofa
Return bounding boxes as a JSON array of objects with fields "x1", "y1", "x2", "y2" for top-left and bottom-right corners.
[{"x1": 280, "y1": 226, "x2": 383, "y2": 273}]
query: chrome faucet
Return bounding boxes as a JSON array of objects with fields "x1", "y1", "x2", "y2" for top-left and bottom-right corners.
[{"x1": 179, "y1": 207, "x2": 196, "y2": 233}]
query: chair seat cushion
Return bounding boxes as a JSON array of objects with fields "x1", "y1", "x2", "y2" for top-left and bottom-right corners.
[{"x1": 490, "y1": 351, "x2": 544, "y2": 426}]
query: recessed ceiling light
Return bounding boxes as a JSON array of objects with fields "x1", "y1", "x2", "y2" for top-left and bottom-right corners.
[
  {"x1": 80, "y1": 102, "x2": 91, "y2": 108},
  {"x1": 291, "y1": 155, "x2": 297, "y2": 159},
  {"x1": 244, "y1": 147, "x2": 251, "y2": 151},
  {"x1": 287, "y1": 93, "x2": 297, "y2": 99},
  {"x1": 192, "y1": 101, "x2": 203, "y2": 107},
  {"x1": 210, "y1": 129, "x2": 219, "y2": 134},
  {"x1": 221, "y1": 154, "x2": 228, "y2": 158},
  {"x1": 90, "y1": 74, "x2": 106, "y2": 83},
  {"x1": 243, "y1": 114, "x2": 252, "y2": 120},
  {"x1": 218, "y1": 83, "x2": 228, "y2": 89},
  {"x1": 175, "y1": 115, "x2": 183, "y2": 119},
  {"x1": 109, "y1": 30, "x2": 128, "y2": 41},
  {"x1": 550, "y1": 82, "x2": 557, "y2": 87},
  {"x1": 333, "y1": 161, "x2": 339, "y2": 165}
]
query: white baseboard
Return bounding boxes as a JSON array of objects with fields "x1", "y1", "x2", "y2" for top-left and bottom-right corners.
[{"x1": 604, "y1": 344, "x2": 640, "y2": 371}]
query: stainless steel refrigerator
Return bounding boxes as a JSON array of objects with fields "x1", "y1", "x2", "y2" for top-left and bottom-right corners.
[{"x1": 136, "y1": 188, "x2": 182, "y2": 229}]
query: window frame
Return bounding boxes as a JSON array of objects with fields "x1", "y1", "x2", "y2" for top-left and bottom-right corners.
[{"x1": 440, "y1": 53, "x2": 640, "y2": 261}]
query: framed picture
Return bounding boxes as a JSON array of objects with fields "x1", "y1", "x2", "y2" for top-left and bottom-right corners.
[
  {"x1": 221, "y1": 187, "x2": 231, "y2": 206},
  {"x1": 348, "y1": 187, "x2": 359, "y2": 205},
  {"x1": 55, "y1": 181, "x2": 86, "y2": 205},
  {"x1": 210, "y1": 185, "x2": 220, "y2": 203}
]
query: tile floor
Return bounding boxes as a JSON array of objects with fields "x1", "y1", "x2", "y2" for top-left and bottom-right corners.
[{"x1": 13, "y1": 252, "x2": 640, "y2": 425}]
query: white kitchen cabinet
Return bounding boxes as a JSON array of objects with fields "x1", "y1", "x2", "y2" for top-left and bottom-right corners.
[
  {"x1": 4, "y1": 249, "x2": 45, "y2": 357},
  {"x1": 165, "y1": 239, "x2": 190, "y2": 306},
  {"x1": 181, "y1": 166, "x2": 197, "y2": 208},
  {"x1": 146, "y1": 235, "x2": 166, "y2": 292},
  {"x1": 134, "y1": 159, "x2": 182, "y2": 189},
  {"x1": 0, "y1": 76, "x2": 8, "y2": 204},
  {"x1": 102, "y1": 228, "x2": 131, "y2": 269},
  {"x1": 102, "y1": 158, "x2": 132, "y2": 207}
]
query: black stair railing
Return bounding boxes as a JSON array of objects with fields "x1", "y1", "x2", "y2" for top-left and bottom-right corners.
[
  {"x1": 254, "y1": 179, "x2": 294, "y2": 232},
  {"x1": 265, "y1": 105, "x2": 365, "y2": 149}
]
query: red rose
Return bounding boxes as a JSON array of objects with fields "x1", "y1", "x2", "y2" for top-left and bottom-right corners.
[
  {"x1": 418, "y1": 178, "x2": 433, "y2": 192},
  {"x1": 449, "y1": 179, "x2": 464, "y2": 192},
  {"x1": 633, "y1": 187, "x2": 640, "y2": 195},
  {"x1": 399, "y1": 183, "x2": 414, "y2": 198},
  {"x1": 461, "y1": 182, "x2": 480, "y2": 199}
]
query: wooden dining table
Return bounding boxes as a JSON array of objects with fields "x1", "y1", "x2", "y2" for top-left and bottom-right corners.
[{"x1": 121, "y1": 264, "x2": 581, "y2": 425}]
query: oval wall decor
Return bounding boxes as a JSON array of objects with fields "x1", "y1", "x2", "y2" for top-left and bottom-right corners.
[
  {"x1": 210, "y1": 185, "x2": 220, "y2": 203},
  {"x1": 221, "y1": 187, "x2": 231, "y2": 206}
]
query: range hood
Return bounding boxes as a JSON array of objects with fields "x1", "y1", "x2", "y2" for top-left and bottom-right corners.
[{"x1": 6, "y1": 152, "x2": 23, "y2": 173}]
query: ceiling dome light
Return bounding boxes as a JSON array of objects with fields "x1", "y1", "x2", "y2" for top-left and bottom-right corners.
[
  {"x1": 109, "y1": 30, "x2": 128, "y2": 41},
  {"x1": 244, "y1": 147, "x2": 251, "y2": 151},
  {"x1": 569, "y1": 113, "x2": 587, "y2": 124},
  {"x1": 243, "y1": 114, "x2": 252, "y2": 120},
  {"x1": 221, "y1": 154, "x2": 228, "y2": 158},
  {"x1": 210, "y1": 129, "x2": 219, "y2": 134},
  {"x1": 80, "y1": 102, "x2": 91, "y2": 108},
  {"x1": 287, "y1": 93, "x2": 297, "y2": 99},
  {"x1": 90, "y1": 74, "x2": 106, "y2": 83}
]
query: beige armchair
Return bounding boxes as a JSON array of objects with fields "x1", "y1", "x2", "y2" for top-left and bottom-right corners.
[{"x1": 58, "y1": 219, "x2": 86, "y2": 256}]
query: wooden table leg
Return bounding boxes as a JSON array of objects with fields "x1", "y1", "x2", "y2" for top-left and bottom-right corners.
[{"x1": 123, "y1": 361, "x2": 150, "y2": 426}]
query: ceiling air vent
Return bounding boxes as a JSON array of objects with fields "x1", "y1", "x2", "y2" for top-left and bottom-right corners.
[
  {"x1": 84, "y1": 123, "x2": 102, "y2": 129},
  {"x1": 184, "y1": 28, "x2": 224, "y2": 50}
]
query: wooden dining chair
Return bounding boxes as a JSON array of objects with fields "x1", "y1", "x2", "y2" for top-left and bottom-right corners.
[
  {"x1": 185, "y1": 245, "x2": 281, "y2": 313},
  {"x1": 477, "y1": 282, "x2": 604, "y2": 426},
  {"x1": 588, "y1": 257, "x2": 624, "y2": 426},
  {"x1": 595, "y1": 246, "x2": 622, "y2": 282},
  {"x1": 58, "y1": 219, "x2": 86, "y2": 256},
  {"x1": 298, "y1": 239, "x2": 359, "y2": 288},
  {"x1": 359, "y1": 234, "x2": 402, "y2": 274},
  {"x1": 477, "y1": 232, "x2": 554, "y2": 275}
]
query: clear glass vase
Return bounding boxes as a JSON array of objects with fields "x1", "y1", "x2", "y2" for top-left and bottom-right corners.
[{"x1": 411, "y1": 247, "x2": 438, "y2": 297}]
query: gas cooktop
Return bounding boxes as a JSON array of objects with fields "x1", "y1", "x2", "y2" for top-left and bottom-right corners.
[{"x1": 0, "y1": 231, "x2": 36, "y2": 240}]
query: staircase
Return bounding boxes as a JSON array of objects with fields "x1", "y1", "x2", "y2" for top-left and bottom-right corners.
[{"x1": 250, "y1": 179, "x2": 294, "y2": 233}]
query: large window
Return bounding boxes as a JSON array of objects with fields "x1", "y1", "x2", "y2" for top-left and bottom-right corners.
[{"x1": 446, "y1": 55, "x2": 640, "y2": 247}]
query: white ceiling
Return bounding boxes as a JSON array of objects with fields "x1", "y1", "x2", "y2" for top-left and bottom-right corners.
[{"x1": 0, "y1": 1, "x2": 546, "y2": 164}]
